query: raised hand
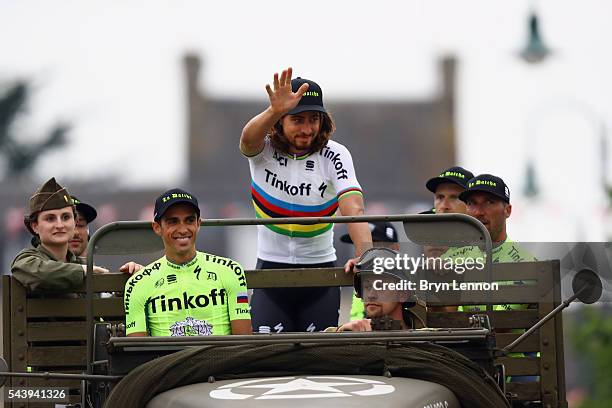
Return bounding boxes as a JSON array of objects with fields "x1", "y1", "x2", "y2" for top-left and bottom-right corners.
[{"x1": 265, "y1": 67, "x2": 309, "y2": 116}]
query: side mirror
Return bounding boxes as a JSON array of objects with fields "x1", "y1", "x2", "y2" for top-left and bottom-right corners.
[{"x1": 572, "y1": 269, "x2": 602, "y2": 304}]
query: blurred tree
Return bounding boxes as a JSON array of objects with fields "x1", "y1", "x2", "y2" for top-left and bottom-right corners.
[
  {"x1": 571, "y1": 306, "x2": 612, "y2": 408},
  {"x1": 0, "y1": 82, "x2": 69, "y2": 177}
]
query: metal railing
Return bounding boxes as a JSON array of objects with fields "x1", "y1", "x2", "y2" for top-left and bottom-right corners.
[{"x1": 85, "y1": 213, "x2": 492, "y2": 375}]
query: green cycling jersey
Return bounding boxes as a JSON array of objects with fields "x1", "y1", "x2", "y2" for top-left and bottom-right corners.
[
  {"x1": 124, "y1": 251, "x2": 250, "y2": 336},
  {"x1": 442, "y1": 238, "x2": 536, "y2": 312},
  {"x1": 441, "y1": 238, "x2": 536, "y2": 264}
]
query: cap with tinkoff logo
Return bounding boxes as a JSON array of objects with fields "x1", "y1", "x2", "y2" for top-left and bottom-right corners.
[
  {"x1": 288, "y1": 77, "x2": 326, "y2": 115},
  {"x1": 24, "y1": 177, "x2": 73, "y2": 235},
  {"x1": 459, "y1": 174, "x2": 510, "y2": 204},
  {"x1": 153, "y1": 188, "x2": 200, "y2": 222},
  {"x1": 425, "y1": 166, "x2": 474, "y2": 193}
]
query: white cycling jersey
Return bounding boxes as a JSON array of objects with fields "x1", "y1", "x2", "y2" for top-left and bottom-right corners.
[{"x1": 246, "y1": 138, "x2": 363, "y2": 264}]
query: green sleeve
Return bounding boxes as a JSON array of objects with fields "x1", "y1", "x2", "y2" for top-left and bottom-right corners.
[
  {"x1": 350, "y1": 293, "x2": 365, "y2": 321},
  {"x1": 124, "y1": 272, "x2": 149, "y2": 335},
  {"x1": 10, "y1": 249, "x2": 84, "y2": 292},
  {"x1": 224, "y1": 260, "x2": 251, "y2": 321}
]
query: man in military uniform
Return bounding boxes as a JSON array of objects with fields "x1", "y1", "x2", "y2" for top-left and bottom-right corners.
[
  {"x1": 11, "y1": 178, "x2": 108, "y2": 292},
  {"x1": 340, "y1": 222, "x2": 400, "y2": 321},
  {"x1": 333, "y1": 248, "x2": 425, "y2": 332},
  {"x1": 68, "y1": 196, "x2": 97, "y2": 258}
]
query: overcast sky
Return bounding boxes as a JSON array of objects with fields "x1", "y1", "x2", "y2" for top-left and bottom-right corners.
[{"x1": 1, "y1": 0, "x2": 610, "y2": 240}]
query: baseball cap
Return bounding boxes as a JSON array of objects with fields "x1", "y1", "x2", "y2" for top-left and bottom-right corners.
[
  {"x1": 287, "y1": 77, "x2": 327, "y2": 115},
  {"x1": 425, "y1": 166, "x2": 474, "y2": 193},
  {"x1": 71, "y1": 196, "x2": 97, "y2": 224},
  {"x1": 459, "y1": 174, "x2": 510, "y2": 204},
  {"x1": 340, "y1": 221, "x2": 398, "y2": 244},
  {"x1": 419, "y1": 208, "x2": 436, "y2": 215},
  {"x1": 153, "y1": 188, "x2": 200, "y2": 222}
]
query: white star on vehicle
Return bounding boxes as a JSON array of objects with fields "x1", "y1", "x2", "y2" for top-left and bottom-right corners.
[{"x1": 242, "y1": 377, "x2": 368, "y2": 399}]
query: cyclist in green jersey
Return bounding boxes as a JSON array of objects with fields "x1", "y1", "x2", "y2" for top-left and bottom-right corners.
[
  {"x1": 441, "y1": 174, "x2": 536, "y2": 312},
  {"x1": 124, "y1": 188, "x2": 252, "y2": 337},
  {"x1": 441, "y1": 173, "x2": 536, "y2": 264}
]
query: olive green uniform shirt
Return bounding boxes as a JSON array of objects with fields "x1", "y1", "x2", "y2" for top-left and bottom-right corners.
[{"x1": 11, "y1": 244, "x2": 84, "y2": 292}]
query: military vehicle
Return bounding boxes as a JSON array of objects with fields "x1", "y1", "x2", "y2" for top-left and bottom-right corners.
[{"x1": 1, "y1": 214, "x2": 599, "y2": 407}]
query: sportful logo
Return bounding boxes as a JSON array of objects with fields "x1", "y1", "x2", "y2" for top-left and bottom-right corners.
[
  {"x1": 305, "y1": 160, "x2": 315, "y2": 171},
  {"x1": 209, "y1": 376, "x2": 396, "y2": 400}
]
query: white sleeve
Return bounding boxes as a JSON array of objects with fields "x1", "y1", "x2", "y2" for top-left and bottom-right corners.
[{"x1": 323, "y1": 142, "x2": 363, "y2": 200}]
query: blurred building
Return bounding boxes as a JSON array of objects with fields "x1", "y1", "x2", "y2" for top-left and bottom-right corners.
[{"x1": 0, "y1": 54, "x2": 458, "y2": 268}]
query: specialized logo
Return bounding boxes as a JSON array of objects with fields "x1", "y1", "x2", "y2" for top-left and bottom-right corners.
[
  {"x1": 274, "y1": 323, "x2": 284, "y2": 333},
  {"x1": 306, "y1": 323, "x2": 316, "y2": 332},
  {"x1": 193, "y1": 265, "x2": 202, "y2": 280},
  {"x1": 320, "y1": 145, "x2": 348, "y2": 180},
  {"x1": 169, "y1": 316, "x2": 212, "y2": 336},
  {"x1": 147, "y1": 289, "x2": 227, "y2": 313},
  {"x1": 264, "y1": 169, "x2": 312, "y2": 196},
  {"x1": 209, "y1": 376, "x2": 395, "y2": 400}
]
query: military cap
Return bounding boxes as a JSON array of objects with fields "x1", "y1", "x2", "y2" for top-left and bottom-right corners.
[{"x1": 24, "y1": 177, "x2": 73, "y2": 235}]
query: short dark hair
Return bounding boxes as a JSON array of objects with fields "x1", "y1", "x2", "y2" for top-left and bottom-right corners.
[{"x1": 269, "y1": 111, "x2": 336, "y2": 154}]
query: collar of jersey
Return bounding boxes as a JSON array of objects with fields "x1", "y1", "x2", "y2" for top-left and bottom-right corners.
[
  {"x1": 280, "y1": 150, "x2": 312, "y2": 160},
  {"x1": 165, "y1": 253, "x2": 199, "y2": 269},
  {"x1": 492, "y1": 237, "x2": 512, "y2": 254}
]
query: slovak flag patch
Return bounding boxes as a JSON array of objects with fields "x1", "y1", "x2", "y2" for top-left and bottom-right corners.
[{"x1": 237, "y1": 292, "x2": 249, "y2": 304}]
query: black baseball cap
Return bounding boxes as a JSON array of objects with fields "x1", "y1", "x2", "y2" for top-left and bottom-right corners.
[
  {"x1": 425, "y1": 166, "x2": 474, "y2": 193},
  {"x1": 340, "y1": 221, "x2": 398, "y2": 244},
  {"x1": 71, "y1": 196, "x2": 97, "y2": 224},
  {"x1": 459, "y1": 174, "x2": 510, "y2": 204},
  {"x1": 287, "y1": 77, "x2": 327, "y2": 115},
  {"x1": 154, "y1": 188, "x2": 200, "y2": 222}
]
